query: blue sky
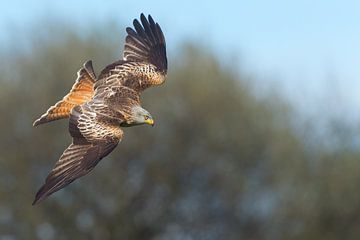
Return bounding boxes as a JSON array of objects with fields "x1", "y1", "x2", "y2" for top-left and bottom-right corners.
[{"x1": 2, "y1": 0, "x2": 360, "y2": 118}]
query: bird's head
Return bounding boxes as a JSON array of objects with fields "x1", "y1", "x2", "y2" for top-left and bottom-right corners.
[{"x1": 122, "y1": 106, "x2": 154, "y2": 127}]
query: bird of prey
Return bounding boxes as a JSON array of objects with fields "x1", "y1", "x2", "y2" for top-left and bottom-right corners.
[{"x1": 32, "y1": 14, "x2": 167, "y2": 205}]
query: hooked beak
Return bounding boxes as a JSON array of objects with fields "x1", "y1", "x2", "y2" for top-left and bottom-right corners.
[{"x1": 145, "y1": 118, "x2": 155, "y2": 126}]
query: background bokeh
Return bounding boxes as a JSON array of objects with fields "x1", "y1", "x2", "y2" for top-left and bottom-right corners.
[{"x1": 0, "y1": 1, "x2": 360, "y2": 239}]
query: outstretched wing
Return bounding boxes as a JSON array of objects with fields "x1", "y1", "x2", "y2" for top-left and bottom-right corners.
[
  {"x1": 33, "y1": 60, "x2": 96, "y2": 126},
  {"x1": 32, "y1": 139, "x2": 118, "y2": 205},
  {"x1": 33, "y1": 105, "x2": 123, "y2": 205},
  {"x1": 123, "y1": 13, "x2": 167, "y2": 72},
  {"x1": 95, "y1": 14, "x2": 167, "y2": 93}
]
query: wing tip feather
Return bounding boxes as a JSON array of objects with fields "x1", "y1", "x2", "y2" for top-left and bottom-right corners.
[
  {"x1": 32, "y1": 182, "x2": 51, "y2": 205},
  {"x1": 32, "y1": 191, "x2": 44, "y2": 205},
  {"x1": 123, "y1": 14, "x2": 167, "y2": 72}
]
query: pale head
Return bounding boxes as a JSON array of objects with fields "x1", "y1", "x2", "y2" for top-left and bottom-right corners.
[{"x1": 122, "y1": 106, "x2": 154, "y2": 127}]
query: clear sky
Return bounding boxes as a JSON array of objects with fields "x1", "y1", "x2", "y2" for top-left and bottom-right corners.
[{"x1": 2, "y1": 0, "x2": 360, "y2": 118}]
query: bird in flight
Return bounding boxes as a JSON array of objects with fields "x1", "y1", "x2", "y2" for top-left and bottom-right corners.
[{"x1": 32, "y1": 14, "x2": 167, "y2": 205}]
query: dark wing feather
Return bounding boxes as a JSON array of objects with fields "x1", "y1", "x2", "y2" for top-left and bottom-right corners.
[
  {"x1": 96, "y1": 14, "x2": 167, "y2": 93},
  {"x1": 140, "y1": 15, "x2": 155, "y2": 43},
  {"x1": 123, "y1": 13, "x2": 167, "y2": 73},
  {"x1": 32, "y1": 139, "x2": 118, "y2": 205},
  {"x1": 33, "y1": 105, "x2": 123, "y2": 205}
]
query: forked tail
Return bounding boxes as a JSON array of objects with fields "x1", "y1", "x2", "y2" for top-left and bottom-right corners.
[{"x1": 33, "y1": 60, "x2": 96, "y2": 126}]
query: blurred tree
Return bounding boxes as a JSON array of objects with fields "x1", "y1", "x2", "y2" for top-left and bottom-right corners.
[{"x1": 0, "y1": 23, "x2": 359, "y2": 240}]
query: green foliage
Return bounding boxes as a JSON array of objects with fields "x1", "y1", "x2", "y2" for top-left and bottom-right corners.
[{"x1": 0, "y1": 25, "x2": 359, "y2": 240}]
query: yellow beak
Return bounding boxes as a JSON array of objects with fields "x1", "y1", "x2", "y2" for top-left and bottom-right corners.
[{"x1": 145, "y1": 118, "x2": 154, "y2": 126}]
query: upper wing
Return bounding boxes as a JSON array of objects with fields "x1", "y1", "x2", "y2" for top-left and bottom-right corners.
[
  {"x1": 32, "y1": 105, "x2": 123, "y2": 205},
  {"x1": 123, "y1": 13, "x2": 167, "y2": 73},
  {"x1": 33, "y1": 60, "x2": 96, "y2": 126},
  {"x1": 95, "y1": 14, "x2": 167, "y2": 93}
]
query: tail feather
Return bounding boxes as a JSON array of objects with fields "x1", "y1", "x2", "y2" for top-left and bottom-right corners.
[{"x1": 33, "y1": 60, "x2": 96, "y2": 126}]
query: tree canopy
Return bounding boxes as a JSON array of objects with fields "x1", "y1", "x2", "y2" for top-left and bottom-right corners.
[{"x1": 0, "y1": 24, "x2": 359, "y2": 240}]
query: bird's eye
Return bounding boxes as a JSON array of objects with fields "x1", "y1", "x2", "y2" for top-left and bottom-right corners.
[{"x1": 144, "y1": 116, "x2": 149, "y2": 120}]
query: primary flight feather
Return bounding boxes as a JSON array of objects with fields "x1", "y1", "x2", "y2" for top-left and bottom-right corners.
[{"x1": 32, "y1": 14, "x2": 167, "y2": 205}]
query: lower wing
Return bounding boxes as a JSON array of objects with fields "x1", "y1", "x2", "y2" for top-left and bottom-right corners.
[
  {"x1": 33, "y1": 104, "x2": 123, "y2": 205},
  {"x1": 32, "y1": 138, "x2": 118, "y2": 205}
]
